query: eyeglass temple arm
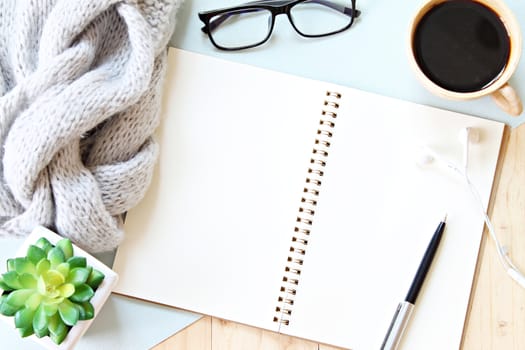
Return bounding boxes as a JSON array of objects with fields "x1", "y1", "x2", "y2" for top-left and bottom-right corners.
[
  {"x1": 201, "y1": 0, "x2": 360, "y2": 34},
  {"x1": 315, "y1": 0, "x2": 361, "y2": 17},
  {"x1": 244, "y1": 0, "x2": 361, "y2": 17}
]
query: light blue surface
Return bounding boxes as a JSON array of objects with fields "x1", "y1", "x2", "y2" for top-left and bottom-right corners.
[
  {"x1": 171, "y1": 0, "x2": 525, "y2": 127},
  {"x1": 0, "y1": 238, "x2": 200, "y2": 350}
]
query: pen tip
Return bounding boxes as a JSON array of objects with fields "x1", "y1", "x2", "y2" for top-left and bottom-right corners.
[{"x1": 443, "y1": 213, "x2": 448, "y2": 222}]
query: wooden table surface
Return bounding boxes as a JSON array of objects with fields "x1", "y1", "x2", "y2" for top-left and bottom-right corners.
[{"x1": 153, "y1": 124, "x2": 525, "y2": 350}]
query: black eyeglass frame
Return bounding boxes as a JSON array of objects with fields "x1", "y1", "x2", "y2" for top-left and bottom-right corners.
[{"x1": 198, "y1": 0, "x2": 361, "y2": 51}]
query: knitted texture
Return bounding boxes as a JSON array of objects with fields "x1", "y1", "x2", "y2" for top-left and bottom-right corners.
[{"x1": 0, "y1": 0, "x2": 182, "y2": 252}]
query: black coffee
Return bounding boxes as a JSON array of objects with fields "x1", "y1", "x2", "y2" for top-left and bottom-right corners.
[{"x1": 413, "y1": 1, "x2": 510, "y2": 93}]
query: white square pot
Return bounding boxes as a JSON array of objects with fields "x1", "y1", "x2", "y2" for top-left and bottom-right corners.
[{"x1": 0, "y1": 226, "x2": 118, "y2": 350}]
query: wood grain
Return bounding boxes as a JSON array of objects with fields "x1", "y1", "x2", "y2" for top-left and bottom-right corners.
[
  {"x1": 156, "y1": 316, "x2": 343, "y2": 350},
  {"x1": 462, "y1": 124, "x2": 525, "y2": 350},
  {"x1": 153, "y1": 124, "x2": 525, "y2": 350},
  {"x1": 154, "y1": 316, "x2": 211, "y2": 350}
]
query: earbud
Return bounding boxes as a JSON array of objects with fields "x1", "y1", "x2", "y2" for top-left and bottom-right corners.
[
  {"x1": 459, "y1": 127, "x2": 480, "y2": 144},
  {"x1": 416, "y1": 146, "x2": 463, "y2": 175},
  {"x1": 417, "y1": 127, "x2": 480, "y2": 174},
  {"x1": 416, "y1": 147, "x2": 435, "y2": 167}
]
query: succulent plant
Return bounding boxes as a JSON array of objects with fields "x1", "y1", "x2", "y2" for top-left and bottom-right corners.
[{"x1": 0, "y1": 237, "x2": 105, "y2": 345}]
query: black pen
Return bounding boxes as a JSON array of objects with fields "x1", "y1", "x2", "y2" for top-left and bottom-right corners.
[{"x1": 380, "y1": 215, "x2": 447, "y2": 350}]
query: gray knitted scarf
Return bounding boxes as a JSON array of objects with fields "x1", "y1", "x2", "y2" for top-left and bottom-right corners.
[{"x1": 0, "y1": 0, "x2": 182, "y2": 252}]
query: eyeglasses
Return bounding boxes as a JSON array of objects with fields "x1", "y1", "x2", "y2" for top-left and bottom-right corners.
[{"x1": 198, "y1": 0, "x2": 361, "y2": 51}]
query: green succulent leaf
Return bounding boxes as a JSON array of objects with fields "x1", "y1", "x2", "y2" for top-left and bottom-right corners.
[
  {"x1": 56, "y1": 239, "x2": 74, "y2": 260},
  {"x1": 58, "y1": 299, "x2": 79, "y2": 326},
  {"x1": 87, "y1": 269, "x2": 105, "y2": 290},
  {"x1": 14, "y1": 307, "x2": 35, "y2": 329},
  {"x1": 42, "y1": 302, "x2": 59, "y2": 317},
  {"x1": 44, "y1": 270, "x2": 65, "y2": 288},
  {"x1": 18, "y1": 273, "x2": 37, "y2": 289},
  {"x1": 37, "y1": 275, "x2": 47, "y2": 295},
  {"x1": 36, "y1": 258, "x2": 51, "y2": 276},
  {"x1": 50, "y1": 331, "x2": 67, "y2": 345},
  {"x1": 82, "y1": 301, "x2": 95, "y2": 320},
  {"x1": 2, "y1": 271, "x2": 23, "y2": 290},
  {"x1": 66, "y1": 256, "x2": 87, "y2": 269},
  {"x1": 67, "y1": 267, "x2": 91, "y2": 286},
  {"x1": 7, "y1": 258, "x2": 15, "y2": 271},
  {"x1": 48, "y1": 313, "x2": 69, "y2": 345},
  {"x1": 72, "y1": 301, "x2": 86, "y2": 320},
  {"x1": 33, "y1": 304, "x2": 49, "y2": 338},
  {"x1": 26, "y1": 245, "x2": 46, "y2": 265},
  {"x1": 70, "y1": 284, "x2": 94, "y2": 303},
  {"x1": 56, "y1": 263, "x2": 70, "y2": 279},
  {"x1": 47, "y1": 247, "x2": 66, "y2": 267},
  {"x1": 25, "y1": 293, "x2": 43, "y2": 311},
  {"x1": 35, "y1": 237, "x2": 53, "y2": 254},
  {"x1": 5, "y1": 289, "x2": 34, "y2": 308},
  {"x1": 46, "y1": 290, "x2": 60, "y2": 299},
  {"x1": 42, "y1": 295, "x2": 64, "y2": 305},
  {"x1": 18, "y1": 326, "x2": 35, "y2": 338},
  {"x1": 13, "y1": 257, "x2": 36, "y2": 275},
  {"x1": 0, "y1": 294, "x2": 19, "y2": 316},
  {"x1": 75, "y1": 301, "x2": 95, "y2": 320},
  {"x1": 58, "y1": 283, "x2": 75, "y2": 298},
  {"x1": 0, "y1": 276, "x2": 13, "y2": 291}
]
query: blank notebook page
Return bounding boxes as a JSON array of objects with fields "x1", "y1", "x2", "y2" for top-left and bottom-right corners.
[
  {"x1": 284, "y1": 88, "x2": 503, "y2": 349},
  {"x1": 114, "y1": 48, "x2": 328, "y2": 332},
  {"x1": 113, "y1": 48, "x2": 504, "y2": 350}
]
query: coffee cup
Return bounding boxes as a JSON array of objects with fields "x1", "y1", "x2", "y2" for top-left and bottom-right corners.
[{"x1": 408, "y1": 0, "x2": 522, "y2": 116}]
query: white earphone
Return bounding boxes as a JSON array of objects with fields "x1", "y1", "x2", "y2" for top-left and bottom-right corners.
[{"x1": 418, "y1": 127, "x2": 525, "y2": 289}]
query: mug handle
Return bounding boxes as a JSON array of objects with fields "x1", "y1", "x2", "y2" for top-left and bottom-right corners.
[{"x1": 491, "y1": 83, "x2": 523, "y2": 116}]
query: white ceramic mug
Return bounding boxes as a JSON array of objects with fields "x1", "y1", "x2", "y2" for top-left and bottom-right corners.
[{"x1": 408, "y1": 0, "x2": 522, "y2": 116}]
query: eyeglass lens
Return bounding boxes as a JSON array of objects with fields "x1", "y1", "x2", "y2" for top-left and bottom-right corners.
[
  {"x1": 210, "y1": 9, "x2": 273, "y2": 49},
  {"x1": 291, "y1": 0, "x2": 353, "y2": 35},
  {"x1": 208, "y1": 0, "x2": 354, "y2": 50}
]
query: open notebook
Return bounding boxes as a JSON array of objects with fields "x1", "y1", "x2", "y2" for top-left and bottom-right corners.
[{"x1": 113, "y1": 48, "x2": 504, "y2": 349}]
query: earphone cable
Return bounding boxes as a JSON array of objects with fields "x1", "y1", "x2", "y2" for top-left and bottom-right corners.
[
  {"x1": 420, "y1": 130, "x2": 524, "y2": 288},
  {"x1": 462, "y1": 169, "x2": 523, "y2": 286}
]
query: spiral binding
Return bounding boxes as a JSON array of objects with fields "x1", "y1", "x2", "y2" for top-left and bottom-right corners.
[{"x1": 273, "y1": 90, "x2": 341, "y2": 328}]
